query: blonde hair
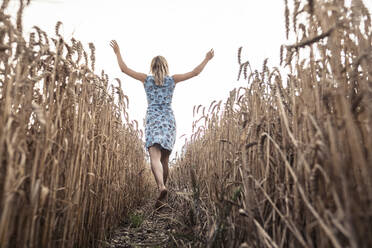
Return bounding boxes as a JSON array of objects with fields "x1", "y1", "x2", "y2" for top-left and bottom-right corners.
[{"x1": 150, "y1": 56, "x2": 169, "y2": 86}]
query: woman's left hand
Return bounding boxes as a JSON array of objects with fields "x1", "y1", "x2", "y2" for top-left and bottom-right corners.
[
  {"x1": 110, "y1": 40, "x2": 120, "y2": 54},
  {"x1": 206, "y1": 49, "x2": 214, "y2": 61}
]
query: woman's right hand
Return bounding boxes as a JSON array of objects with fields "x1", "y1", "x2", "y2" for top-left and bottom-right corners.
[
  {"x1": 110, "y1": 40, "x2": 120, "y2": 54},
  {"x1": 206, "y1": 49, "x2": 214, "y2": 61}
]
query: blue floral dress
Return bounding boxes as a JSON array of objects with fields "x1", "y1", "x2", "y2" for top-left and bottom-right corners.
[{"x1": 144, "y1": 75, "x2": 176, "y2": 152}]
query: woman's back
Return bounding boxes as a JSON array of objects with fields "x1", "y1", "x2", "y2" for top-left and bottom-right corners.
[
  {"x1": 144, "y1": 75, "x2": 176, "y2": 152},
  {"x1": 144, "y1": 75, "x2": 175, "y2": 108}
]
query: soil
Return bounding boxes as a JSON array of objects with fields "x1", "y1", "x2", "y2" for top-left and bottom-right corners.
[{"x1": 103, "y1": 190, "x2": 203, "y2": 248}]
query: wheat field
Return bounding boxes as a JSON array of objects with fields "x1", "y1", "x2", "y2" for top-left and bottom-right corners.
[
  {"x1": 1, "y1": 0, "x2": 372, "y2": 247},
  {"x1": 0, "y1": 1, "x2": 152, "y2": 247},
  {"x1": 169, "y1": 0, "x2": 372, "y2": 247}
]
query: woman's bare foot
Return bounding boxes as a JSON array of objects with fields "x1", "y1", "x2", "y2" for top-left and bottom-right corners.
[{"x1": 155, "y1": 189, "x2": 168, "y2": 209}]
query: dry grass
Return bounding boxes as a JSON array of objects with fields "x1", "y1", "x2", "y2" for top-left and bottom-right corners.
[
  {"x1": 0, "y1": 1, "x2": 151, "y2": 247},
  {"x1": 170, "y1": 0, "x2": 372, "y2": 247}
]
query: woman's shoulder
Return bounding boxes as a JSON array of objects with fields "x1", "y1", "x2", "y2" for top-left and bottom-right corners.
[
  {"x1": 144, "y1": 75, "x2": 154, "y2": 82},
  {"x1": 165, "y1": 75, "x2": 174, "y2": 81}
]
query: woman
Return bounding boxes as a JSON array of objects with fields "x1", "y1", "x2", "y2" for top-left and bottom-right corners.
[{"x1": 110, "y1": 40, "x2": 214, "y2": 208}]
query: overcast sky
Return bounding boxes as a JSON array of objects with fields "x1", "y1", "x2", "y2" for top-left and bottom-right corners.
[{"x1": 6, "y1": 0, "x2": 372, "y2": 158}]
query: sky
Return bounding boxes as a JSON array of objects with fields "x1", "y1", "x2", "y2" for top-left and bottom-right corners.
[{"x1": 6, "y1": 0, "x2": 372, "y2": 159}]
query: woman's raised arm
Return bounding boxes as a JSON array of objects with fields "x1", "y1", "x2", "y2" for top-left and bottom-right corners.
[
  {"x1": 110, "y1": 40, "x2": 147, "y2": 83},
  {"x1": 172, "y1": 49, "x2": 214, "y2": 84}
]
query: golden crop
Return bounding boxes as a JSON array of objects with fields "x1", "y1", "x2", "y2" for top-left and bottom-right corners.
[
  {"x1": 170, "y1": 0, "x2": 372, "y2": 247},
  {"x1": 0, "y1": 1, "x2": 151, "y2": 247}
]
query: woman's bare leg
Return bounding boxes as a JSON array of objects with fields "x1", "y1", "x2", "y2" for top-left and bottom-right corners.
[
  {"x1": 149, "y1": 145, "x2": 166, "y2": 192},
  {"x1": 160, "y1": 149, "x2": 170, "y2": 185}
]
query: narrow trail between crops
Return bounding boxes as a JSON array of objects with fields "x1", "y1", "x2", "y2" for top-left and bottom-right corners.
[{"x1": 104, "y1": 190, "x2": 201, "y2": 248}]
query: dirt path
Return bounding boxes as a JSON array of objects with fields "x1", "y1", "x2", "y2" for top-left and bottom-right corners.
[{"x1": 103, "y1": 190, "x2": 202, "y2": 248}]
